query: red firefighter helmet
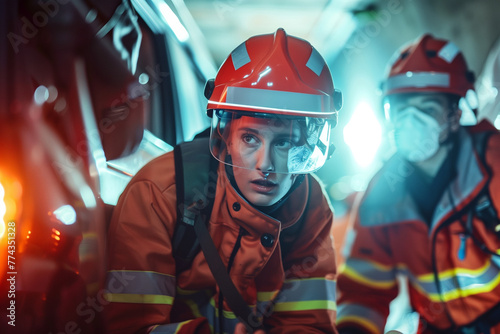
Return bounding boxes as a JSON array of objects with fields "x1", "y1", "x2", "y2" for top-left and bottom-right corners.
[
  {"x1": 205, "y1": 28, "x2": 342, "y2": 174},
  {"x1": 382, "y1": 34, "x2": 475, "y2": 98},
  {"x1": 206, "y1": 28, "x2": 342, "y2": 119}
]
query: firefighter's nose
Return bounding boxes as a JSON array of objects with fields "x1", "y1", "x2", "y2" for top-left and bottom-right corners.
[{"x1": 256, "y1": 145, "x2": 274, "y2": 173}]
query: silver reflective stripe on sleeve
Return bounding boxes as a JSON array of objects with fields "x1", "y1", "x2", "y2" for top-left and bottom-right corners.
[
  {"x1": 104, "y1": 270, "x2": 176, "y2": 305},
  {"x1": 225, "y1": 86, "x2": 330, "y2": 114},
  {"x1": 342, "y1": 258, "x2": 397, "y2": 289},
  {"x1": 407, "y1": 258, "x2": 500, "y2": 302},
  {"x1": 337, "y1": 303, "x2": 385, "y2": 333},
  {"x1": 106, "y1": 270, "x2": 176, "y2": 295},
  {"x1": 272, "y1": 278, "x2": 336, "y2": 312},
  {"x1": 386, "y1": 72, "x2": 450, "y2": 91}
]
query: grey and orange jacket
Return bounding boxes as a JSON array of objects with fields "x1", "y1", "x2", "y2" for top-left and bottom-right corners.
[
  {"x1": 104, "y1": 150, "x2": 338, "y2": 333},
  {"x1": 337, "y1": 124, "x2": 500, "y2": 333}
]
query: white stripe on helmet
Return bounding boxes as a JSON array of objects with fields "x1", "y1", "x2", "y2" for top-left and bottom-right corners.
[
  {"x1": 231, "y1": 43, "x2": 251, "y2": 70},
  {"x1": 438, "y1": 42, "x2": 460, "y2": 63},
  {"x1": 386, "y1": 72, "x2": 450, "y2": 91},
  {"x1": 224, "y1": 86, "x2": 331, "y2": 114},
  {"x1": 306, "y1": 48, "x2": 325, "y2": 76}
]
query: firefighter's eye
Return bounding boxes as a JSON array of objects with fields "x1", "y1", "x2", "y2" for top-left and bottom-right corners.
[
  {"x1": 242, "y1": 133, "x2": 259, "y2": 146},
  {"x1": 274, "y1": 139, "x2": 293, "y2": 149}
]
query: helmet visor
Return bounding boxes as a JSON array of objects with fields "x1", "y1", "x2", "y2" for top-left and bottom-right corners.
[{"x1": 209, "y1": 110, "x2": 332, "y2": 174}]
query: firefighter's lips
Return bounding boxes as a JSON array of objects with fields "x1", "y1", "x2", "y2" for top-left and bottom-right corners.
[{"x1": 250, "y1": 179, "x2": 277, "y2": 194}]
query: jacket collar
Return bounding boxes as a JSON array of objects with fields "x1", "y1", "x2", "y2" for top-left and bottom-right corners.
[
  {"x1": 429, "y1": 128, "x2": 488, "y2": 232},
  {"x1": 217, "y1": 164, "x2": 308, "y2": 235},
  {"x1": 359, "y1": 128, "x2": 488, "y2": 230}
]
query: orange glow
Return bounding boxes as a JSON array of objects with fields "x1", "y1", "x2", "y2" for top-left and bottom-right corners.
[
  {"x1": 0, "y1": 182, "x2": 5, "y2": 239},
  {"x1": 0, "y1": 176, "x2": 22, "y2": 237},
  {"x1": 4, "y1": 198, "x2": 16, "y2": 220},
  {"x1": 51, "y1": 228, "x2": 62, "y2": 241}
]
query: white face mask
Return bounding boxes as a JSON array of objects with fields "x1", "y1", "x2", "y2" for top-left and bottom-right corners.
[{"x1": 390, "y1": 106, "x2": 446, "y2": 162}]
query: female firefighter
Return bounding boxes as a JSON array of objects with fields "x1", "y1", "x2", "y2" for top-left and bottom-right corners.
[{"x1": 104, "y1": 28, "x2": 343, "y2": 333}]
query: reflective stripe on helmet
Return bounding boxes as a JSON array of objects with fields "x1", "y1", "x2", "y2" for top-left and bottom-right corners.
[
  {"x1": 231, "y1": 39, "x2": 325, "y2": 76},
  {"x1": 385, "y1": 72, "x2": 450, "y2": 91},
  {"x1": 306, "y1": 48, "x2": 325, "y2": 76},
  {"x1": 231, "y1": 42, "x2": 251, "y2": 70},
  {"x1": 382, "y1": 35, "x2": 474, "y2": 98},
  {"x1": 223, "y1": 86, "x2": 332, "y2": 116},
  {"x1": 438, "y1": 41, "x2": 460, "y2": 63}
]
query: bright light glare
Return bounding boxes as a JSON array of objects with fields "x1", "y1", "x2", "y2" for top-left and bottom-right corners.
[
  {"x1": 157, "y1": 2, "x2": 189, "y2": 42},
  {"x1": 53, "y1": 205, "x2": 77, "y2": 225},
  {"x1": 34, "y1": 85, "x2": 49, "y2": 105},
  {"x1": 495, "y1": 114, "x2": 500, "y2": 130},
  {"x1": 459, "y1": 98, "x2": 477, "y2": 126},
  {"x1": 343, "y1": 102, "x2": 382, "y2": 168},
  {"x1": 80, "y1": 186, "x2": 97, "y2": 208}
]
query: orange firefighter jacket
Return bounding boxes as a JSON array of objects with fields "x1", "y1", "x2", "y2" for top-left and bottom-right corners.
[
  {"x1": 104, "y1": 150, "x2": 338, "y2": 334},
  {"x1": 337, "y1": 125, "x2": 500, "y2": 333}
]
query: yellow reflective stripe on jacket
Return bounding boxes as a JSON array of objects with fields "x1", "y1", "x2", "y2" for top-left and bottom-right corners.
[
  {"x1": 341, "y1": 258, "x2": 397, "y2": 289},
  {"x1": 104, "y1": 293, "x2": 173, "y2": 305},
  {"x1": 337, "y1": 303, "x2": 385, "y2": 334},
  {"x1": 273, "y1": 300, "x2": 336, "y2": 312},
  {"x1": 337, "y1": 316, "x2": 380, "y2": 334},
  {"x1": 175, "y1": 288, "x2": 240, "y2": 331},
  {"x1": 208, "y1": 297, "x2": 240, "y2": 330},
  {"x1": 257, "y1": 290, "x2": 279, "y2": 313},
  {"x1": 105, "y1": 270, "x2": 176, "y2": 304},
  {"x1": 407, "y1": 257, "x2": 500, "y2": 302},
  {"x1": 150, "y1": 320, "x2": 191, "y2": 333},
  {"x1": 175, "y1": 288, "x2": 210, "y2": 318},
  {"x1": 257, "y1": 290, "x2": 279, "y2": 303},
  {"x1": 273, "y1": 278, "x2": 336, "y2": 312}
]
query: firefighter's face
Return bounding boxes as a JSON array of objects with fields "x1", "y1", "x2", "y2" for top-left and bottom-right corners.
[
  {"x1": 385, "y1": 93, "x2": 455, "y2": 127},
  {"x1": 228, "y1": 116, "x2": 298, "y2": 206}
]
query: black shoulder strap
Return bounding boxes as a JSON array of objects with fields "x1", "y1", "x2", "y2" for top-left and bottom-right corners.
[
  {"x1": 173, "y1": 137, "x2": 218, "y2": 272},
  {"x1": 193, "y1": 212, "x2": 264, "y2": 332},
  {"x1": 173, "y1": 138, "x2": 263, "y2": 332}
]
